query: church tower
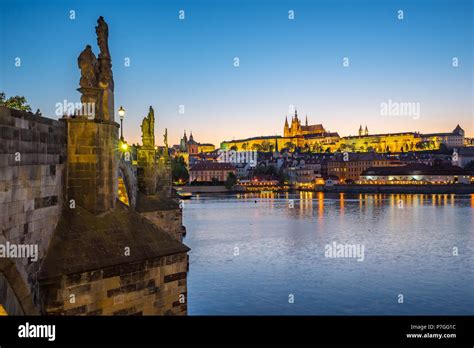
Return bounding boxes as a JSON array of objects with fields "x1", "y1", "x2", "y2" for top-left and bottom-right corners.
[
  {"x1": 284, "y1": 116, "x2": 290, "y2": 137},
  {"x1": 292, "y1": 108, "x2": 301, "y2": 136},
  {"x1": 180, "y1": 130, "x2": 188, "y2": 152},
  {"x1": 359, "y1": 125, "x2": 363, "y2": 136},
  {"x1": 364, "y1": 125, "x2": 369, "y2": 136}
]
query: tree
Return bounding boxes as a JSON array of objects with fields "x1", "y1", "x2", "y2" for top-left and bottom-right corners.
[
  {"x1": 284, "y1": 142, "x2": 295, "y2": 151},
  {"x1": 415, "y1": 141, "x2": 427, "y2": 150},
  {"x1": 0, "y1": 92, "x2": 32, "y2": 112},
  {"x1": 224, "y1": 172, "x2": 237, "y2": 189},
  {"x1": 277, "y1": 167, "x2": 289, "y2": 184},
  {"x1": 261, "y1": 141, "x2": 271, "y2": 152},
  {"x1": 251, "y1": 143, "x2": 262, "y2": 151},
  {"x1": 230, "y1": 145, "x2": 238, "y2": 151},
  {"x1": 438, "y1": 143, "x2": 450, "y2": 154},
  {"x1": 242, "y1": 142, "x2": 249, "y2": 151},
  {"x1": 171, "y1": 156, "x2": 189, "y2": 183}
]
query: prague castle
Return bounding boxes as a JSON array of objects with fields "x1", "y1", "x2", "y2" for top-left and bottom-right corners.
[
  {"x1": 284, "y1": 109, "x2": 326, "y2": 137},
  {"x1": 221, "y1": 109, "x2": 466, "y2": 153}
]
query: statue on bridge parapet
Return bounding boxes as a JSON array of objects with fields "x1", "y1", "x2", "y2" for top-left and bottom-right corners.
[
  {"x1": 77, "y1": 16, "x2": 115, "y2": 121},
  {"x1": 96, "y1": 16, "x2": 114, "y2": 92},
  {"x1": 78, "y1": 45, "x2": 98, "y2": 88},
  {"x1": 141, "y1": 106, "x2": 155, "y2": 149},
  {"x1": 163, "y1": 128, "x2": 169, "y2": 159}
]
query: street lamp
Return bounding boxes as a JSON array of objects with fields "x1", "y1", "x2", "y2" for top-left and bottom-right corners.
[{"x1": 118, "y1": 106, "x2": 125, "y2": 140}]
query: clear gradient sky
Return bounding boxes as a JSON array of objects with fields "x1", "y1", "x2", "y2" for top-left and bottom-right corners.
[{"x1": 0, "y1": 0, "x2": 472, "y2": 147}]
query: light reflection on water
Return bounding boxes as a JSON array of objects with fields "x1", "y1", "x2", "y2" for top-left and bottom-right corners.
[{"x1": 184, "y1": 193, "x2": 474, "y2": 315}]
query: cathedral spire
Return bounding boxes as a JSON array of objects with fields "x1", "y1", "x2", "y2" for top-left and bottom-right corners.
[
  {"x1": 305, "y1": 115, "x2": 308, "y2": 126},
  {"x1": 284, "y1": 116, "x2": 290, "y2": 137}
]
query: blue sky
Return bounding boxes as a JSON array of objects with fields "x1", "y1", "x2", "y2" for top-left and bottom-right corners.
[{"x1": 0, "y1": 0, "x2": 472, "y2": 146}]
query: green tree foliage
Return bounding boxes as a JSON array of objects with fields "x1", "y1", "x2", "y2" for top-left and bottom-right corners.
[
  {"x1": 0, "y1": 92, "x2": 32, "y2": 112},
  {"x1": 171, "y1": 156, "x2": 189, "y2": 183},
  {"x1": 224, "y1": 172, "x2": 237, "y2": 189},
  {"x1": 283, "y1": 142, "x2": 295, "y2": 151},
  {"x1": 261, "y1": 141, "x2": 271, "y2": 152},
  {"x1": 438, "y1": 143, "x2": 450, "y2": 154},
  {"x1": 253, "y1": 164, "x2": 277, "y2": 177}
]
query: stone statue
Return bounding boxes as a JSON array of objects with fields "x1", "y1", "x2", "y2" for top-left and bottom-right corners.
[
  {"x1": 163, "y1": 128, "x2": 168, "y2": 149},
  {"x1": 141, "y1": 106, "x2": 155, "y2": 148},
  {"x1": 77, "y1": 16, "x2": 114, "y2": 120},
  {"x1": 95, "y1": 16, "x2": 110, "y2": 58},
  {"x1": 163, "y1": 128, "x2": 169, "y2": 159},
  {"x1": 78, "y1": 45, "x2": 98, "y2": 88},
  {"x1": 96, "y1": 16, "x2": 114, "y2": 91}
]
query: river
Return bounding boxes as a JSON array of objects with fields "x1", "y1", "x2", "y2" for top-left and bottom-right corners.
[{"x1": 183, "y1": 192, "x2": 474, "y2": 315}]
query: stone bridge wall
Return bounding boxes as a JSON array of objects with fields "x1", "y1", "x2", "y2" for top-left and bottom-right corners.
[{"x1": 0, "y1": 106, "x2": 67, "y2": 311}]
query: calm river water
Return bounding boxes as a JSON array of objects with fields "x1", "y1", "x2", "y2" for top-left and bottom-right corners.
[{"x1": 183, "y1": 192, "x2": 474, "y2": 315}]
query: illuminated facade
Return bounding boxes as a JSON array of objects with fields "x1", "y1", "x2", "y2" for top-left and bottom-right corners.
[
  {"x1": 284, "y1": 109, "x2": 326, "y2": 137},
  {"x1": 222, "y1": 111, "x2": 340, "y2": 152},
  {"x1": 338, "y1": 132, "x2": 421, "y2": 153},
  {"x1": 359, "y1": 164, "x2": 471, "y2": 184},
  {"x1": 189, "y1": 162, "x2": 236, "y2": 182},
  {"x1": 421, "y1": 125, "x2": 465, "y2": 148},
  {"x1": 174, "y1": 131, "x2": 216, "y2": 164},
  {"x1": 327, "y1": 153, "x2": 396, "y2": 182},
  {"x1": 221, "y1": 111, "x2": 466, "y2": 154}
]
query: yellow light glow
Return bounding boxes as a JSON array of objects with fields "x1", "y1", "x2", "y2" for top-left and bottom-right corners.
[
  {"x1": 121, "y1": 142, "x2": 128, "y2": 151},
  {"x1": 0, "y1": 304, "x2": 7, "y2": 315}
]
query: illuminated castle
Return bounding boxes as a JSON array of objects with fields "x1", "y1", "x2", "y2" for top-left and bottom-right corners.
[
  {"x1": 284, "y1": 109, "x2": 326, "y2": 137},
  {"x1": 221, "y1": 109, "x2": 466, "y2": 153}
]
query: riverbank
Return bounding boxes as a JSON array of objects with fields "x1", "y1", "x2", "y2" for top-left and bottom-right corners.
[
  {"x1": 315, "y1": 184, "x2": 474, "y2": 194},
  {"x1": 175, "y1": 184, "x2": 474, "y2": 195},
  {"x1": 175, "y1": 185, "x2": 233, "y2": 193}
]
